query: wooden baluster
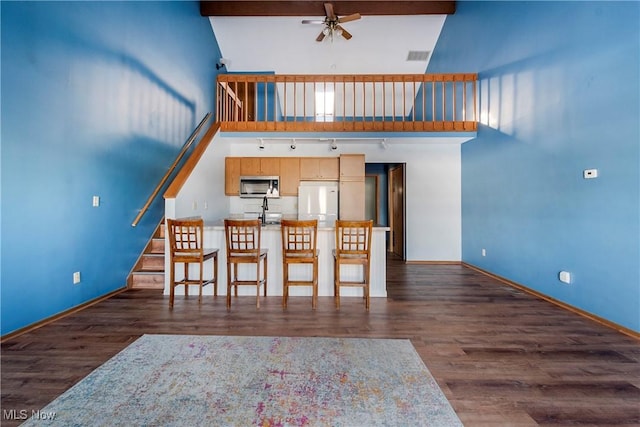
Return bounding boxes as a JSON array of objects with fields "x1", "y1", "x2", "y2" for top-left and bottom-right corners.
[
  {"x1": 382, "y1": 80, "x2": 386, "y2": 123},
  {"x1": 442, "y1": 79, "x2": 446, "y2": 125},
  {"x1": 352, "y1": 78, "x2": 356, "y2": 123},
  {"x1": 453, "y1": 78, "x2": 457, "y2": 123},
  {"x1": 472, "y1": 79, "x2": 478, "y2": 122},
  {"x1": 373, "y1": 80, "x2": 376, "y2": 126},
  {"x1": 342, "y1": 79, "x2": 346, "y2": 125},
  {"x1": 243, "y1": 80, "x2": 248, "y2": 122},
  {"x1": 432, "y1": 80, "x2": 436, "y2": 123},
  {"x1": 392, "y1": 80, "x2": 396, "y2": 123},
  {"x1": 283, "y1": 77, "x2": 287, "y2": 127},
  {"x1": 422, "y1": 76, "x2": 427, "y2": 122},
  {"x1": 412, "y1": 78, "x2": 416, "y2": 124},
  {"x1": 216, "y1": 82, "x2": 220, "y2": 122},
  {"x1": 402, "y1": 78, "x2": 406, "y2": 123}
]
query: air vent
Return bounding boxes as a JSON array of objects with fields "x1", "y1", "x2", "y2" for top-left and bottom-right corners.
[{"x1": 406, "y1": 50, "x2": 431, "y2": 61}]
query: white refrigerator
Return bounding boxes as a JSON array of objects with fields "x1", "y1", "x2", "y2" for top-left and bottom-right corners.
[{"x1": 297, "y1": 181, "x2": 339, "y2": 225}]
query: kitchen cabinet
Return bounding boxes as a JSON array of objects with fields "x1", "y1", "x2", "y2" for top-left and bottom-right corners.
[
  {"x1": 339, "y1": 154, "x2": 366, "y2": 220},
  {"x1": 279, "y1": 158, "x2": 300, "y2": 196},
  {"x1": 339, "y1": 180, "x2": 366, "y2": 220},
  {"x1": 225, "y1": 156, "x2": 349, "y2": 198},
  {"x1": 240, "y1": 157, "x2": 280, "y2": 176},
  {"x1": 225, "y1": 157, "x2": 241, "y2": 196},
  {"x1": 339, "y1": 154, "x2": 365, "y2": 179},
  {"x1": 300, "y1": 157, "x2": 339, "y2": 180}
]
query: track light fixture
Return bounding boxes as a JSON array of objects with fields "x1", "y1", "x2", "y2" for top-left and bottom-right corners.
[
  {"x1": 259, "y1": 139, "x2": 265, "y2": 150},
  {"x1": 330, "y1": 139, "x2": 338, "y2": 151},
  {"x1": 290, "y1": 139, "x2": 297, "y2": 150},
  {"x1": 216, "y1": 58, "x2": 228, "y2": 70},
  {"x1": 381, "y1": 138, "x2": 388, "y2": 149}
]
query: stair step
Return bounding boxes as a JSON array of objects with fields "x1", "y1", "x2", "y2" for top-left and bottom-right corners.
[
  {"x1": 127, "y1": 219, "x2": 166, "y2": 290},
  {"x1": 149, "y1": 238, "x2": 164, "y2": 254},
  {"x1": 130, "y1": 271, "x2": 164, "y2": 289},
  {"x1": 140, "y1": 254, "x2": 164, "y2": 270}
]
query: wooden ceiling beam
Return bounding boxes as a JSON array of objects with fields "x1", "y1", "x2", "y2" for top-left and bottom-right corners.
[{"x1": 200, "y1": 1, "x2": 455, "y2": 17}]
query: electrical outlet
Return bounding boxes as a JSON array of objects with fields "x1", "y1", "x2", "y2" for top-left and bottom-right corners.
[
  {"x1": 481, "y1": 248, "x2": 486, "y2": 257},
  {"x1": 192, "y1": 201, "x2": 198, "y2": 210},
  {"x1": 92, "y1": 196, "x2": 100, "y2": 207},
  {"x1": 73, "y1": 271, "x2": 81, "y2": 284}
]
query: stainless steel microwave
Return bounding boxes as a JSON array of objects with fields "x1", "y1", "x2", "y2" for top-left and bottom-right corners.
[{"x1": 239, "y1": 176, "x2": 280, "y2": 198}]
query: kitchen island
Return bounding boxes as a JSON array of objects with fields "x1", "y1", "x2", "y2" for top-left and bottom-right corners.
[{"x1": 164, "y1": 220, "x2": 389, "y2": 301}]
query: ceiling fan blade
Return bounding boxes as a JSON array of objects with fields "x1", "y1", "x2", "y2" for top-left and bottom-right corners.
[
  {"x1": 302, "y1": 19, "x2": 324, "y2": 24},
  {"x1": 338, "y1": 13, "x2": 361, "y2": 23},
  {"x1": 316, "y1": 31, "x2": 326, "y2": 42},
  {"x1": 337, "y1": 25, "x2": 352, "y2": 40},
  {"x1": 324, "y1": 3, "x2": 336, "y2": 21}
]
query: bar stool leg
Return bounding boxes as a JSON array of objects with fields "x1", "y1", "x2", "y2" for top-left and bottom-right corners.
[
  {"x1": 282, "y1": 262, "x2": 288, "y2": 309},
  {"x1": 213, "y1": 254, "x2": 218, "y2": 297},
  {"x1": 335, "y1": 260, "x2": 341, "y2": 310},
  {"x1": 226, "y1": 260, "x2": 232, "y2": 310}
]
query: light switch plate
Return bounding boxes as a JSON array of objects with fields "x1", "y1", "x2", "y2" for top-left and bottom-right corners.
[
  {"x1": 583, "y1": 169, "x2": 598, "y2": 179},
  {"x1": 559, "y1": 271, "x2": 572, "y2": 284}
]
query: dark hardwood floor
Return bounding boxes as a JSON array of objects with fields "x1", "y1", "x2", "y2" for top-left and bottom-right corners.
[{"x1": 2, "y1": 256, "x2": 639, "y2": 426}]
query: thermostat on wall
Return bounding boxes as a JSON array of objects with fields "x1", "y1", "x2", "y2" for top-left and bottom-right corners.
[{"x1": 583, "y1": 169, "x2": 598, "y2": 179}]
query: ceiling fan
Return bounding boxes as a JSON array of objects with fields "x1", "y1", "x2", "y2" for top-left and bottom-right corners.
[{"x1": 302, "y1": 3, "x2": 361, "y2": 42}]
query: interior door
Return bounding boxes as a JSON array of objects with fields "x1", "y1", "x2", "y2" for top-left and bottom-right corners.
[{"x1": 389, "y1": 165, "x2": 405, "y2": 259}]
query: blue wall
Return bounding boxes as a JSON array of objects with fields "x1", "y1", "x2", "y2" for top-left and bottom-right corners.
[
  {"x1": 1, "y1": 1, "x2": 222, "y2": 335},
  {"x1": 429, "y1": 1, "x2": 639, "y2": 332}
]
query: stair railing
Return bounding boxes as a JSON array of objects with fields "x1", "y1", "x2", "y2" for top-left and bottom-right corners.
[
  {"x1": 131, "y1": 112, "x2": 212, "y2": 227},
  {"x1": 217, "y1": 73, "x2": 478, "y2": 132}
]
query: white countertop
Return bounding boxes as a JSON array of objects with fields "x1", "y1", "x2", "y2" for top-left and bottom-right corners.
[{"x1": 204, "y1": 218, "x2": 389, "y2": 231}]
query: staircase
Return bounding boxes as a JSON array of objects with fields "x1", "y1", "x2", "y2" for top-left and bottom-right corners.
[{"x1": 128, "y1": 221, "x2": 165, "y2": 289}]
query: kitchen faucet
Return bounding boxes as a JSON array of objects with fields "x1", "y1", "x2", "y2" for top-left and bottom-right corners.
[{"x1": 261, "y1": 196, "x2": 269, "y2": 225}]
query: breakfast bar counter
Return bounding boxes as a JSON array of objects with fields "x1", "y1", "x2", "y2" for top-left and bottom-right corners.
[{"x1": 164, "y1": 220, "x2": 390, "y2": 300}]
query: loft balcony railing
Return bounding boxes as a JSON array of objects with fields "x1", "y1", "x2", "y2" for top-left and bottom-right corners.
[{"x1": 217, "y1": 73, "x2": 477, "y2": 133}]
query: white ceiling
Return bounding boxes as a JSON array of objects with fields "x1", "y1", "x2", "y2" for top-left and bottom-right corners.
[{"x1": 209, "y1": 14, "x2": 446, "y2": 75}]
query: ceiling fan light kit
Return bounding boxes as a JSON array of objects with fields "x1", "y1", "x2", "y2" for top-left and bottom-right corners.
[{"x1": 302, "y1": 2, "x2": 361, "y2": 42}]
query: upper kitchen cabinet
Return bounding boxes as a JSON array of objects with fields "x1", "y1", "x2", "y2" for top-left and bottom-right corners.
[
  {"x1": 339, "y1": 154, "x2": 365, "y2": 179},
  {"x1": 300, "y1": 157, "x2": 339, "y2": 180},
  {"x1": 225, "y1": 157, "x2": 241, "y2": 196},
  {"x1": 240, "y1": 157, "x2": 280, "y2": 176},
  {"x1": 279, "y1": 158, "x2": 300, "y2": 196}
]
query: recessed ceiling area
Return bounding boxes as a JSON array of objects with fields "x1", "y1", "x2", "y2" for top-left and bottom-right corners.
[{"x1": 205, "y1": 1, "x2": 452, "y2": 75}]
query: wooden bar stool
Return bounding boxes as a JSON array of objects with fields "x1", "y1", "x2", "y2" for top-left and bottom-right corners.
[
  {"x1": 224, "y1": 219, "x2": 268, "y2": 309},
  {"x1": 280, "y1": 219, "x2": 319, "y2": 309},
  {"x1": 333, "y1": 219, "x2": 373, "y2": 311},
  {"x1": 166, "y1": 217, "x2": 219, "y2": 308}
]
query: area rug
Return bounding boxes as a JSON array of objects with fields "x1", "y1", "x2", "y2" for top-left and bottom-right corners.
[{"x1": 23, "y1": 335, "x2": 462, "y2": 426}]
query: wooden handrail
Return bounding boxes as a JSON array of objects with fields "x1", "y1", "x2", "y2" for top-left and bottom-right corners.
[
  {"x1": 164, "y1": 121, "x2": 221, "y2": 199},
  {"x1": 217, "y1": 73, "x2": 478, "y2": 133},
  {"x1": 131, "y1": 113, "x2": 212, "y2": 227}
]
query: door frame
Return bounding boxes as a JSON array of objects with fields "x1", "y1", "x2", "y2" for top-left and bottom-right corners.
[{"x1": 388, "y1": 164, "x2": 406, "y2": 260}]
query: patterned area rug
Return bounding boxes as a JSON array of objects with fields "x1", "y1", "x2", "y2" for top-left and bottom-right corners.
[{"x1": 23, "y1": 335, "x2": 462, "y2": 426}]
